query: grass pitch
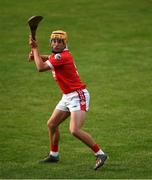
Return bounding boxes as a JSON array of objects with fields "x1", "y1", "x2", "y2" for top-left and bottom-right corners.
[{"x1": 0, "y1": 0, "x2": 152, "y2": 179}]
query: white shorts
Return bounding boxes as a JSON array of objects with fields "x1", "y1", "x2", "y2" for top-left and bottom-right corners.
[{"x1": 55, "y1": 89, "x2": 90, "y2": 112}]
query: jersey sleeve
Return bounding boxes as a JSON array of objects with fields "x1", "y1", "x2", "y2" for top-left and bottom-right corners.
[
  {"x1": 45, "y1": 60, "x2": 54, "y2": 69},
  {"x1": 49, "y1": 52, "x2": 71, "y2": 67}
]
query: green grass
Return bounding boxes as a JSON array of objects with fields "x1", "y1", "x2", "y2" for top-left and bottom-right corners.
[{"x1": 0, "y1": 0, "x2": 152, "y2": 179}]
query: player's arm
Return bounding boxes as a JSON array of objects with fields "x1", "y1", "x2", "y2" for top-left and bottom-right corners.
[
  {"x1": 29, "y1": 36, "x2": 52, "y2": 72},
  {"x1": 41, "y1": 55, "x2": 49, "y2": 61},
  {"x1": 28, "y1": 51, "x2": 49, "y2": 62}
]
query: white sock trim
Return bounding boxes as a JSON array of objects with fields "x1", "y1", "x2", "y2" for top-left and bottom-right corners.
[
  {"x1": 50, "y1": 151, "x2": 59, "y2": 157},
  {"x1": 95, "y1": 149, "x2": 105, "y2": 156}
]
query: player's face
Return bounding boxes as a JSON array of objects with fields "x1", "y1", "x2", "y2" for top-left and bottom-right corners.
[{"x1": 51, "y1": 39, "x2": 66, "y2": 53}]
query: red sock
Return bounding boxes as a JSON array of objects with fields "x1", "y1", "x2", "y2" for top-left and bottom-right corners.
[
  {"x1": 91, "y1": 144, "x2": 100, "y2": 153},
  {"x1": 50, "y1": 144, "x2": 58, "y2": 152}
]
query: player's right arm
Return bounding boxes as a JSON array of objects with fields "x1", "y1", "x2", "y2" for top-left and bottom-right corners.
[{"x1": 29, "y1": 35, "x2": 52, "y2": 72}]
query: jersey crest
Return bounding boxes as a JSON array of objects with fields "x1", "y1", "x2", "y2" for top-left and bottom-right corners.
[{"x1": 54, "y1": 53, "x2": 61, "y2": 60}]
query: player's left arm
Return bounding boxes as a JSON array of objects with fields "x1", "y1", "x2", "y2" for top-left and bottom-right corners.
[{"x1": 28, "y1": 51, "x2": 49, "y2": 62}]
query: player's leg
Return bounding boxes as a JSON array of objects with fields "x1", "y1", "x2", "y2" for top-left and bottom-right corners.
[
  {"x1": 69, "y1": 110, "x2": 95, "y2": 146},
  {"x1": 69, "y1": 110, "x2": 107, "y2": 170},
  {"x1": 40, "y1": 109, "x2": 70, "y2": 163},
  {"x1": 47, "y1": 109, "x2": 70, "y2": 153}
]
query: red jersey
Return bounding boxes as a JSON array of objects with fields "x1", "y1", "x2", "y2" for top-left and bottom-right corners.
[{"x1": 48, "y1": 49, "x2": 86, "y2": 94}]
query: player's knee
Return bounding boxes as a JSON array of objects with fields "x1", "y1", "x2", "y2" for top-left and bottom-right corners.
[
  {"x1": 47, "y1": 119, "x2": 56, "y2": 130},
  {"x1": 69, "y1": 127, "x2": 79, "y2": 137}
]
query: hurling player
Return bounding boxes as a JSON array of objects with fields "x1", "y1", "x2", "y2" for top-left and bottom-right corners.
[{"x1": 28, "y1": 30, "x2": 107, "y2": 170}]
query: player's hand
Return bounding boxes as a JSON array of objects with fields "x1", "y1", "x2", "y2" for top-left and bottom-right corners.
[
  {"x1": 29, "y1": 35, "x2": 38, "y2": 49},
  {"x1": 28, "y1": 50, "x2": 34, "y2": 62}
]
